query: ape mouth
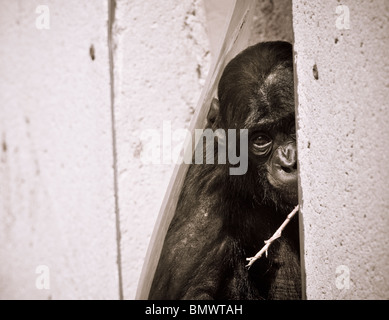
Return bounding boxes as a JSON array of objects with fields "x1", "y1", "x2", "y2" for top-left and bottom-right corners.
[
  {"x1": 281, "y1": 166, "x2": 292, "y2": 173},
  {"x1": 265, "y1": 169, "x2": 298, "y2": 206},
  {"x1": 280, "y1": 162, "x2": 297, "y2": 174},
  {"x1": 272, "y1": 164, "x2": 298, "y2": 185}
]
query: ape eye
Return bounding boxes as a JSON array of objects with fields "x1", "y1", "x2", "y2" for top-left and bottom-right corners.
[
  {"x1": 252, "y1": 134, "x2": 272, "y2": 155},
  {"x1": 254, "y1": 135, "x2": 271, "y2": 145}
]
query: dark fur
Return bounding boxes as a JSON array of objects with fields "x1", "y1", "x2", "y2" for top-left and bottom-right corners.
[{"x1": 149, "y1": 42, "x2": 301, "y2": 300}]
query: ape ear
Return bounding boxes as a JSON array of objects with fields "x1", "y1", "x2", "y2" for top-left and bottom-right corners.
[{"x1": 206, "y1": 98, "x2": 220, "y2": 127}]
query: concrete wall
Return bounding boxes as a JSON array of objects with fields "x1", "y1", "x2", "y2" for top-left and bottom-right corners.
[
  {"x1": 0, "y1": 0, "x2": 119, "y2": 299},
  {"x1": 249, "y1": 0, "x2": 293, "y2": 45},
  {"x1": 112, "y1": 0, "x2": 212, "y2": 299},
  {"x1": 293, "y1": 0, "x2": 389, "y2": 299}
]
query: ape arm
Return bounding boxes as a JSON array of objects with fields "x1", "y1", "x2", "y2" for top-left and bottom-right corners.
[
  {"x1": 267, "y1": 237, "x2": 302, "y2": 299},
  {"x1": 149, "y1": 193, "x2": 230, "y2": 300}
]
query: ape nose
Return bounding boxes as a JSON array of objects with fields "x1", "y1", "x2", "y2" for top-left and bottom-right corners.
[{"x1": 279, "y1": 143, "x2": 297, "y2": 173}]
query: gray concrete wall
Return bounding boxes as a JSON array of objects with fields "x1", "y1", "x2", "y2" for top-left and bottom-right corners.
[
  {"x1": 0, "y1": 0, "x2": 119, "y2": 299},
  {"x1": 112, "y1": 0, "x2": 211, "y2": 299},
  {"x1": 293, "y1": 0, "x2": 389, "y2": 299}
]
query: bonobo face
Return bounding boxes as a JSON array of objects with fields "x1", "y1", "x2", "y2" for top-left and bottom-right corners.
[
  {"x1": 214, "y1": 41, "x2": 298, "y2": 208},
  {"x1": 249, "y1": 119, "x2": 298, "y2": 205}
]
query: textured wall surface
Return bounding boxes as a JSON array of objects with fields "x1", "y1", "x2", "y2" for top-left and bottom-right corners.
[
  {"x1": 0, "y1": 0, "x2": 119, "y2": 299},
  {"x1": 249, "y1": 0, "x2": 293, "y2": 45},
  {"x1": 203, "y1": 0, "x2": 235, "y2": 55},
  {"x1": 293, "y1": 0, "x2": 389, "y2": 299},
  {"x1": 111, "y1": 0, "x2": 211, "y2": 299}
]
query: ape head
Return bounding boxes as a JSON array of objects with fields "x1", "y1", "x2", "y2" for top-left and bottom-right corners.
[{"x1": 207, "y1": 41, "x2": 297, "y2": 214}]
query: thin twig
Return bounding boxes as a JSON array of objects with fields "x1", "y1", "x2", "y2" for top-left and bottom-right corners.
[{"x1": 245, "y1": 205, "x2": 300, "y2": 269}]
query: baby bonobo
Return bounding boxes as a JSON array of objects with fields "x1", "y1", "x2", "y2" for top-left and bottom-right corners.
[{"x1": 149, "y1": 41, "x2": 301, "y2": 300}]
